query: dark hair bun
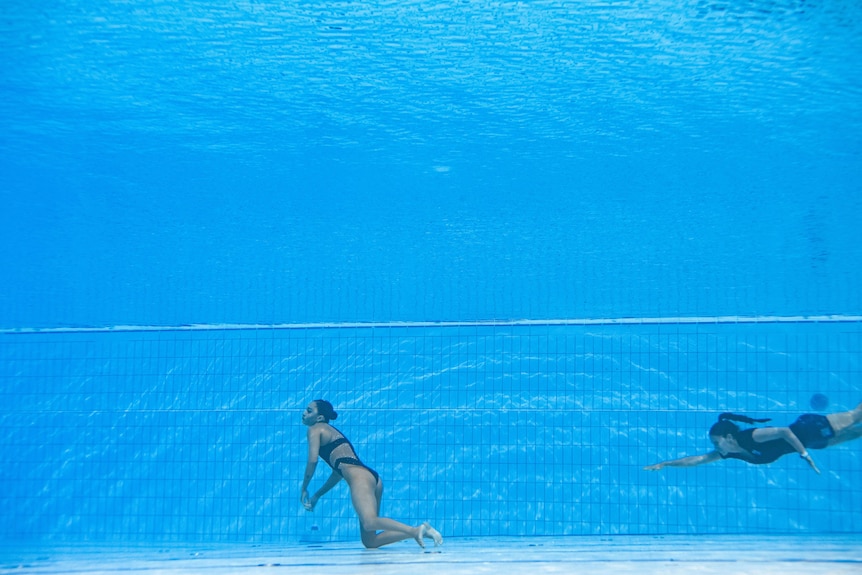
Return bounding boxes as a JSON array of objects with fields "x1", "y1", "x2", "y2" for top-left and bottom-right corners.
[{"x1": 313, "y1": 399, "x2": 338, "y2": 422}]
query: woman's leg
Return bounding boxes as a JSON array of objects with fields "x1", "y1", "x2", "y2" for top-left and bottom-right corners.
[
  {"x1": 825, "y1": 401, "x2": 862, "y2": 443},
  {"x1": 348, "y1": 472, "x2": 423, "y2": 549}
]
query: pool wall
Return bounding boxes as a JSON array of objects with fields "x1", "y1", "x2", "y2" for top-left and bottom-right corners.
[{"x1": 2, "y1": 321, "x2": 859, "y2": 543}]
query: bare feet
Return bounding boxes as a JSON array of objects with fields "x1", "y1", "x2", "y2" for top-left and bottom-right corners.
[
  {"x1": 414, "y1": 524, "x2": 427, "y2": 548},
  {"x1": 422, "y1": 522, "x2": 443, "y2": 546}
]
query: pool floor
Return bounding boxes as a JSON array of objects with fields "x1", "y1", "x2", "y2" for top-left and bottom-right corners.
[{"x1": 2, "y1": 535, "x2": 860, "y2": 574}]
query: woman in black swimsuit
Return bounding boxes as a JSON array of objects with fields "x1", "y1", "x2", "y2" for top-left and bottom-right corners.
[
  {"x1": 300, "y1": 399, "x2": 443, "y2": 548},
  {"x1": 644, "y1": 401, "x2": 862, "y2": 473}
]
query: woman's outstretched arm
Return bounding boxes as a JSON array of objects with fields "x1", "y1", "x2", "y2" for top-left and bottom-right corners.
[
  {"x1": 751, "y1": 426, "x2": 820, "y2": 474},
  {"x1": 644, "y1": 450, "x2": 722, "y2": 470}
]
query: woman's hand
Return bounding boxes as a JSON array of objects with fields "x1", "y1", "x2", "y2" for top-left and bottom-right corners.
[
  {"x1": 301, "y1": 490, "x2": 318, "y2": 511},
  {"x1": 801, "y1": 452, "x2": 821, "y2": 474},
  {"x1": 643, "y1": 463, "x2": 664, "y2": 471}
]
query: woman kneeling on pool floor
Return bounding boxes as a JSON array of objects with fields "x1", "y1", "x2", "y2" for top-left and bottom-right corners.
[
  {"x1": 645, "y1": 401, "x2": 862, "y2": 474},
  {"x1": 300, "y1": 399, "x2": 443, "y2": 549}
]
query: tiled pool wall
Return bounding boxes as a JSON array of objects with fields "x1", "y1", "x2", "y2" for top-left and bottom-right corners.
[{"x1": 1, "y1": 321, "x2": 860, "y2": 542}]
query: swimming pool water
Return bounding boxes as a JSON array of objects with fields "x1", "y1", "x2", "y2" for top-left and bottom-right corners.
[
  {"x1": 1, "y1": 0, "x2": 861, "y2": 328},
  {"x1": 1, "y1": 0, "x2": 861, "y2": 549}
]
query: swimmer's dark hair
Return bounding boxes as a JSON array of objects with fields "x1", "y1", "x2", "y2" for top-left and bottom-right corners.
[
  {"x1": 709, "y1": 412, "x2": 771, "y2": 437},
  {"x1": 313, "y1": 399, "x2": 338, "y2": 422}
]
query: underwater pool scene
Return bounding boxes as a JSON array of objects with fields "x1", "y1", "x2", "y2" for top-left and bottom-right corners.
[
  {"x1": 1, "y1": 0, "x2": 861, "y2": 572},
  {"x1": 2, "y1": 321, "x2": 862, "y2": 542}
]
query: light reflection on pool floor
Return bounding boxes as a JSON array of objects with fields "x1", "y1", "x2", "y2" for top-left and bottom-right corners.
[{"x1": 2, "y1": 535, "x2": 860, "y2": 575}]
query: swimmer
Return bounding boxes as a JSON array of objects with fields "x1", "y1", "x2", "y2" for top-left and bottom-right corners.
[
  {"x1": 644, "y1": 401, "x2": 862, "y2": 474},
  {"x1": 300, "y1": 399, "x2": 443, "y2": 549}
]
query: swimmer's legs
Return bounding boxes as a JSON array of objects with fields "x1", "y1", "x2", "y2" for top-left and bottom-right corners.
[
  {"x1": 826, "y1": 401, "x2": 862, "y2": 444},
  {"x1": 351, "y1": 474, "x2": 432, "y2": 549},
  {"x1": 826, "y1": 424, "x2": 862, "y2": 447},
  {"x1": 360, "y1": 524, "x2": 417, "y2": 548}
]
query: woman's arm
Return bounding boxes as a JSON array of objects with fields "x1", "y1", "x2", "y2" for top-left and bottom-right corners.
[
  {"x1": 751, "y1": 426, "x2": 821, "y2": 474},
  {"x1": 301, "y1": 427, "x2": 322, "y2": 504},
  {"x1": 303, "y1": 471, "x2": 343, "y2": 511},
  {"x1": 644, "y1": 450, "x2": 722, "y2": 470}
]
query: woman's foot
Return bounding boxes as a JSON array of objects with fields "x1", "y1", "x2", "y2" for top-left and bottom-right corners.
[{"x1": 421, "y1": 522, "x2": 443, "y2": 546}]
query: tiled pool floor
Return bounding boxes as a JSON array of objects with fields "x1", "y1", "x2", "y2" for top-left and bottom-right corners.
[{"x1": 2, "y1": 534, "x2": 860, "y2": 574}]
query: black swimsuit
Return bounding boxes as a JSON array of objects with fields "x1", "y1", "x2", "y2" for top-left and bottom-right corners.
[
  {"x1": 318, "y1": 430, "x2": 380, "y2": 483},
  {"x1": 720, "y1": 413, "x2": 836, "y2": 465}
]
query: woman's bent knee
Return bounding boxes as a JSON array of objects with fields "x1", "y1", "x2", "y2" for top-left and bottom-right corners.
[{"x1": 360, "y1": 530, "x2": 379, "y2": 548}]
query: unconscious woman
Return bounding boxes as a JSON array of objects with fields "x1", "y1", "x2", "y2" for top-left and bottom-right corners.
[
  {"x1": 300, "y1": 399, "x2": 443, "y2": 548},
  {"x1": 644, "y1": 401, "x2": 862, "y2": 474}
]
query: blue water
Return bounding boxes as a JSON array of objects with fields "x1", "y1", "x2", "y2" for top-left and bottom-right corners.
[
  {"x1": 1, "y1": 0, "x2": 861, "y2": 328},
  {"x1": 1, "y1": 0, "x2": 861, "y2": 545}
]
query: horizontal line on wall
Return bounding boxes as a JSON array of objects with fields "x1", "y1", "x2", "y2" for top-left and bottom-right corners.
[
  {"x1": 0, "y1": 407, "x2": 780, "y2": 414},
  {"x1": 3, "y1": 315, "x2": 862, "y2": 335}
]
